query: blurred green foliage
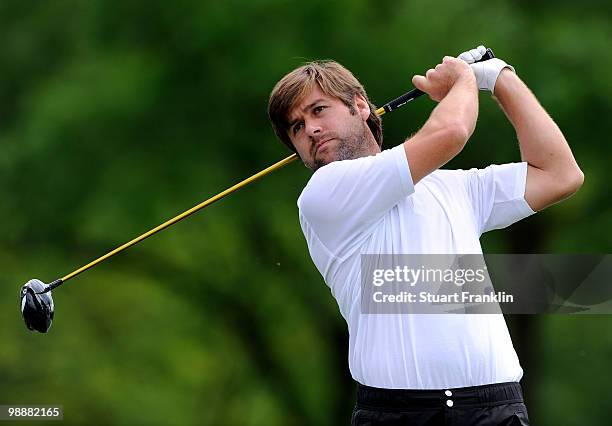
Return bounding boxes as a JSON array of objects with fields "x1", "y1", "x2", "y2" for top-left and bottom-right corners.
[{"x1": 0, "y1": 0, "x2": 610, "y2": 424}]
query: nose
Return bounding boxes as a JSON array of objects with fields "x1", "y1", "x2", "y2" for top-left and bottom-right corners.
[{"x1": 305, "y1": 119, "x2": 322, "y2": 138}]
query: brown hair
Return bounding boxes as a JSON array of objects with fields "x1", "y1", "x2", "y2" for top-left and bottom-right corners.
[{"x1": 268, "y1": 60, "x2": 383, "y2": 153}]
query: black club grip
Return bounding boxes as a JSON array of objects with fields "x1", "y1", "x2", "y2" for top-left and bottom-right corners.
[{"x1": 380, "y1": 48, "x2": 495, "y2": 114}]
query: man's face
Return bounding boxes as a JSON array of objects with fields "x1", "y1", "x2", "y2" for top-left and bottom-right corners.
[{"x1": 287, "y1": 85, "x2": 376, "y2": 171}]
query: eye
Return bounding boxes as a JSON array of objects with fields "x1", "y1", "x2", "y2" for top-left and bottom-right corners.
[
  {"x1": 292, "y1": 121, "x2": 304, "y2": 135},
  {"x1": 313, "y1": 105, "x2": 326, "y2": 115}
]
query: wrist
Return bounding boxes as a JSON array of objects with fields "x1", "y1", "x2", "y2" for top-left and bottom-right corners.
[
  {"x1": 457, "y1": 68, "x2": 477, "y2": 89},
  {"x1": 493, "y1": 68, "x2": 518, "y2": 98}
]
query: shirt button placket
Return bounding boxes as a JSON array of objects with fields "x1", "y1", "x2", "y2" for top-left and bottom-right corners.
[{"x1": 444, "y1": 390, "x2": 453, "y2": 408}]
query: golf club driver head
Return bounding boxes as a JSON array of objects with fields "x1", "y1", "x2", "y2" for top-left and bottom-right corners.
[{"x1": 20, "y1": 279, "x2": 54, "y2": 333}]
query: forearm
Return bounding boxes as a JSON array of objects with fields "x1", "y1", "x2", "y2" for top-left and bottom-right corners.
[
  {"x1": 494, "y1": 69, "x2": 582, "y2": 178},
  {"x1": 404, "y1": 73, "x2": 478, "y2": 184},
  {"x1": 422, "y1": 73, "x2": 478, "y2": 138}
]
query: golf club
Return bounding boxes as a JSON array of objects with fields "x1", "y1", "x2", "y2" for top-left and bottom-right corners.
[{"x1": 20, "y1": 48, "x2": 495, "y2": 333}]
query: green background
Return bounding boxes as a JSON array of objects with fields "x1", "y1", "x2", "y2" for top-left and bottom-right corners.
[{"x1": 1, "y1": 0, "x2": 610, "y2": 424}]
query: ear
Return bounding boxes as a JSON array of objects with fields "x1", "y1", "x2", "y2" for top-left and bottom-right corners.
[{"x1": 354, "y1": 93, "x2": 371, "y2": 121}]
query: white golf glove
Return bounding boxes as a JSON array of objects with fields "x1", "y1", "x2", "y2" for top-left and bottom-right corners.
[{"x1": 458, "y1": 45, "x2": 515, "y2": 94}]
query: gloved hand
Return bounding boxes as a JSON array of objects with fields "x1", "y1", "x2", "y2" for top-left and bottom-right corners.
[{"x1": 458, "y1": 45, "x2": 515, "y2": 94}]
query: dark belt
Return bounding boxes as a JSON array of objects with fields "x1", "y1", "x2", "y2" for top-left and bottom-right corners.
[{"x1": 356, "y1": 381, "x2": 525, "y2": 410}]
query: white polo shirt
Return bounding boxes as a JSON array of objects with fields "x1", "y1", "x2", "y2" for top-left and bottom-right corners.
[{"x1": 297, "y1": 144, "x2": 536, "y2": 389}]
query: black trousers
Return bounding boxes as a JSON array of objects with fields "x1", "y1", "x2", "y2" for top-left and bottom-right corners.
[{"x1": 351, "y1": 381, "x2": 530, "y2": 425}]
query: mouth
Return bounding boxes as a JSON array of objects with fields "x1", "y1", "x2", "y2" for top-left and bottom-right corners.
[{"x1": 315, "y1": 138, "x2": 334, "y2": 155}]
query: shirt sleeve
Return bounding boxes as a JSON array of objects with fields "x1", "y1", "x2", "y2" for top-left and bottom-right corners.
[
  {"x1": 297, "y1": 144, "x2": 414, "y2": 256},
  {"x1": 463, "y1": 162, "x2": 536, "y2": 235}
]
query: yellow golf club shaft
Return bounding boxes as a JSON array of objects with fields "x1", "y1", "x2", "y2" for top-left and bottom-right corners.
[{"x1": 59, "y1": 153, "x2": 299, "y2": 283}]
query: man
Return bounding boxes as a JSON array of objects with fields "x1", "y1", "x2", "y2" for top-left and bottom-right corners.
[{"x1": 268, "y1": 46, "x2": 583, "y2": 425}]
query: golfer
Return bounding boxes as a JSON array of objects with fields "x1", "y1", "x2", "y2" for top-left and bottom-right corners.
[{"x1": 268, "y1": 46, "x2": 583, "y2": 425}]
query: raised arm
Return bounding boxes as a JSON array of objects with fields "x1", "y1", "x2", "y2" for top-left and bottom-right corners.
[
  {"x1": 493, "y1": 70, "x2": 584, "y2": 211},
  {"x1": 406, "y1": 56, "x2": 479, "y2": 185}
]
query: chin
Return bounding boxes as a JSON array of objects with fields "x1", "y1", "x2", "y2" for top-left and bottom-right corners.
[
  {"x1": 311, "y1": 154, "x2": 334, "y2": 171},
  {"x1": 315, "y1": 151, "x2": 337, "y2": 166}
]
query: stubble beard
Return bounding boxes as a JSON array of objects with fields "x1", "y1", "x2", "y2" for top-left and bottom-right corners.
[{"x1": 310, "y1": 119, "x2": 371, "y2": 171}]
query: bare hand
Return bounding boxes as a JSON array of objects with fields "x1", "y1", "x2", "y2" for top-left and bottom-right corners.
[{"x1": 412, "y1": 57, "x2": 474, "y2": 102}]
